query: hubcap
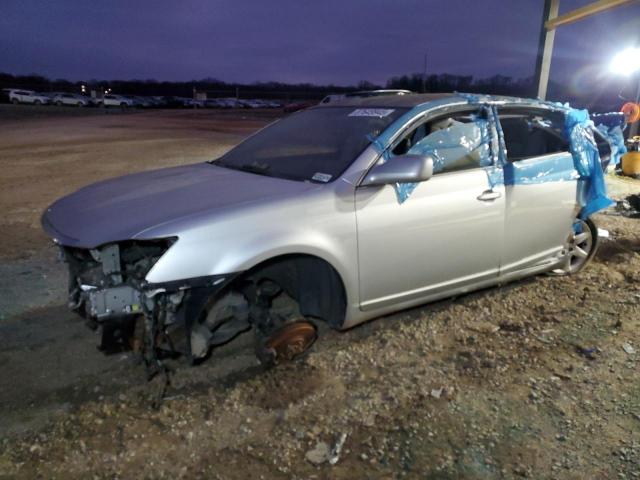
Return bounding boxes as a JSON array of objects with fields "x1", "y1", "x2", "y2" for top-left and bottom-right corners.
[{"x1": 565, "y1": 219, "x2": 593, "y2": 273}]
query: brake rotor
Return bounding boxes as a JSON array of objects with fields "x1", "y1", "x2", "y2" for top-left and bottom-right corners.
[{"x1": 263, "y1": 320, "x2": 318, "y2": 363}]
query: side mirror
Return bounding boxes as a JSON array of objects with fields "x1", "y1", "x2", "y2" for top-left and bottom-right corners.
[{"x1": 361, "y1": 154, "x2": 434, "y2": 187}]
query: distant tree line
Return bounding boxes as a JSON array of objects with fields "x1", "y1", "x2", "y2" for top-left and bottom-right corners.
[
  {"x1": 0, "y1": 72, "x2": 361, "y2": 102},
  {"x1": 0, "y1": 71, "x2": 625, "y2": 112}
]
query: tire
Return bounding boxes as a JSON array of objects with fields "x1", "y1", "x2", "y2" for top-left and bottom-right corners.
[
  {"x1": 77, "y1": 102, "x2": 84, "y2": 107},
  {"x1": 55, "y1": 101, "x2": 63, "y2": 106},
  {"x1": 11, "y1": 98, "x2": 18, "y2": 105},
  {"x1": 34, "y1": 100, "x2": 42, "y2": 105},
  {"x1": 552, "y1": 218, "x2": 598, "y2": 275},
  {"x1": 120, "y1": 103, "x2": 128, "y2": 109}
]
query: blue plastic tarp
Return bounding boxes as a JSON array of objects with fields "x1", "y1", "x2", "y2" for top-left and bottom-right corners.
[
  {"x1": 366, "y1": 95, "x2": 614, "y2": 218},
  {"x1": 391, "y1": 118, "x2": 492, "y2": 202},
  {"x1": 564, "y1": 108, "x2": 615, "y2": 218}
]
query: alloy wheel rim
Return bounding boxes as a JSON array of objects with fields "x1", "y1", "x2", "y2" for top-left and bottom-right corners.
[{"x1": 566, "y1": 220, "x2": 593, "y2": 273}]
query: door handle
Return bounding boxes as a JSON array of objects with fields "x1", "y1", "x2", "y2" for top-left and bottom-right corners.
[{"x1": 477, "y1": 190, "x2": 501, "y2": 201}]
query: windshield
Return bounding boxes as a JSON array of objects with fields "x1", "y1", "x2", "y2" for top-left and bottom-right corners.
[{"x1": 213, "y1": 106, "x2": 407, "y2": 182}]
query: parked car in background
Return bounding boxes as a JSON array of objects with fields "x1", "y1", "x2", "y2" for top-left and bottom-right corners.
[
  {"x1": 148, "y1": 96, "x2": 168, "y2": 108},
  {"x1": 162, "y1": 96, "x2": 186, "y2": 108},
  {"x1": 204, "y1": 98, "x2": 225, "y2": 108},
  {"x1": 320, "y1": 94, "x2": 346, "y2": 104},
  {"x1": 51, "y1": 92, "x2": 89, "y2": 107},
  {"x1": 238, "y1": 99, "x2": 264, "y2": 109},
  {"x1": 250, "y1": 99, "x2": 282, "y2": 108},
  {"x1": 345, "y1": 89, "x2": 412, "y2": 98},
  {"x1": 170, "y1": 96, "x2": 204, "y2": 108},
  {"x1": 99, "y1": 94, "x2": 136, "y2": 108},
  {"x1": 220, "y1": 98, "x2": 237, "y2": 108},
  {"x1": 7, "y1": 89, "x2": 51, "y2": 105},
  {"x1": 128, "y1": 96, "x2": 154, "y2": 108},
  {"x1": 41, "y1": 93, "x2": 614, "y2": 369}
]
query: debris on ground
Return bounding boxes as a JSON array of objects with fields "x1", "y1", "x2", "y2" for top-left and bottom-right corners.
[
  {"x1": 610, "y1": 193, "x2": 640, "y2": 218},
  {"x1": 305, "y1": 441, "x2": 331, "y2": 465},
  {"x1": 430, "y1": 388, "x2": 444, "y2": 399},
  {"x1": 328, "y1": 433, "x2": 348, "y2": 465},
  {"x1": 575, "y1": 345, "x2": 599, "y2": 360}
]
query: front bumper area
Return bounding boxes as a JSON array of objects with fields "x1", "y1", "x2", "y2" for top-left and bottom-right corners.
[
  {"x1": 84, "y1": 284, "x2": 143, "y2": 319},
  {"x1": 61, "y1": 241, "x2": 237, "y2": 361}
]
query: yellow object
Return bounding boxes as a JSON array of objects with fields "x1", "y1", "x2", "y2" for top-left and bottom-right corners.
[{"x1": 622, "y1": 151, "x2": 640, "y2": 176}]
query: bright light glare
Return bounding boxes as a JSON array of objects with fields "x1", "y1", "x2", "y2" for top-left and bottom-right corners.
[{"x1": 610, "y1": 48, "x2": 640, "y2": 76}]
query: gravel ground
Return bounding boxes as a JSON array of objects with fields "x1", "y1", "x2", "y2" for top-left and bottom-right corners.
[{"x1": 1, "y1": 107, "x2": 639, "y2": 479}]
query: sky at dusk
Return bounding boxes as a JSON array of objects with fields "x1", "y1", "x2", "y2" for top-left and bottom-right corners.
[{"x1": 1, "y1": 0, "x2": 639, "y2": 87}]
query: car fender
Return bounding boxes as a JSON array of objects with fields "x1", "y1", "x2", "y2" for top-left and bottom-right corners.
[{"x1": 142, "y1": 187, "x2": 359, "y2": 308}]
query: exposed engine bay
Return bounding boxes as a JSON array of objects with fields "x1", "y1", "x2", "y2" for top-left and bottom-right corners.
[{"x1": 61, "y1": 241, "x2": 344, "y2": 378}]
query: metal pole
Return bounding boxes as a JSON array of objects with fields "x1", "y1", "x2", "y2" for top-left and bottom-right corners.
[{"x1": 534, "y1": 0, "x2": 560, "y2": 100}]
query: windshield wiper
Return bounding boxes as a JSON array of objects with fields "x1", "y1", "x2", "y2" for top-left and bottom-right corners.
[
  {"x1": 213, "y1": 160, "x2": 274, "y2": 177},
  {"x1": 236, "y1": 162, "x2": 270, "y2": 174}
]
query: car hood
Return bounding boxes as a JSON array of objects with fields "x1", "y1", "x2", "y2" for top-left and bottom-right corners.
[{"x1": 42, "y1": 163, "x2": 317, "y2": 248}]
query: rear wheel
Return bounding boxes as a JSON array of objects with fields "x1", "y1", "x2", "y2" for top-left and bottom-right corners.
[
  {"x1": 77, "y1": 102, "x2": 84, "y2": 107},
  {"x1": 553, "y1": 218, "x2": 598, "y2": 275},
  {"x1": 34, "y1": 100, "x2": 42, "y2": 105},
  {"x1": 11, "y1": 98, "x2": 18, "y2": 105}
]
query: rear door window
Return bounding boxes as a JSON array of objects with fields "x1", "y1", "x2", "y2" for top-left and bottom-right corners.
[
  {"x1": 498, "y1": 108, "x2": 569, "y2": 162},
  {"x1": 592, "y1": 129, "x2": 612, "y2": 164}
]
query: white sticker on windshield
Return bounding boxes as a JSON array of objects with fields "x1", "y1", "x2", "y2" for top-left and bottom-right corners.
[
  {"x1": 349, "y1": 108, "x2": 395, "y2": 118},
  {"x1": 312, "y1": 172, "x2": 332, "y2": 183}
]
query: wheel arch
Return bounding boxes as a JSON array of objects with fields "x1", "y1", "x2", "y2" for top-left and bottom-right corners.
[{"x1": 232, "y1": 252, "x2": 348, "y2": 329}]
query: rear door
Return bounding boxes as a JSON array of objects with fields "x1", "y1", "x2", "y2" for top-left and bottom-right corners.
[{"x1": 497, "y1": 107, "x2": 579, "y2": 274}]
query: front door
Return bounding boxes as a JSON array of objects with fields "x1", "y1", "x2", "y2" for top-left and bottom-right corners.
[{"x1": 355, "y1": 107, "x2": 504, "y2": 311}]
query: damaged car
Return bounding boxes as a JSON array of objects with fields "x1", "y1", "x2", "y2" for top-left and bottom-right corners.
[{"x1": 42, "y1": 93, "x2": 620, "y2": 371}]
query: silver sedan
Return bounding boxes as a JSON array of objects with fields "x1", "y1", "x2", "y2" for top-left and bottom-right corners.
[{"x1": 42, "y1": 93, "x2": 616, "y2": 368}]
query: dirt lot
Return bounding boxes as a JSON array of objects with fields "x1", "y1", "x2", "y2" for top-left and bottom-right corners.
[{"x1": 1, "y1": 106, "x2": 640, "y2": 479}]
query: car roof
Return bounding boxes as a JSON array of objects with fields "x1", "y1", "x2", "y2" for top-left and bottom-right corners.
[
  {"x1": 314, "y1": 93, "x2": 455, "y2": 109},
  {"x1": 313, "y1": 92, "x2": 552, "y2": 110}
]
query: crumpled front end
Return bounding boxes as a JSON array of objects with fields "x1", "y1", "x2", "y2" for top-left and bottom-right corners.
[{"x1": 60, "y1": 238, "x2": 236, "y2": 364}]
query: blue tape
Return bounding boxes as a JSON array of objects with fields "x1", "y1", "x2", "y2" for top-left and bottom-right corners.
[
  {"x1": 367, "y1": 133, "x2": 390, "y2": 161},
  {"x1": 503, "y1": 153, "x2": 579, "y2": 185},
  {"x1": 366, "y1": 95, "x2": 488, "y2": 203},
  {"x1": 564, "y1": 109, "x2": 614, "y2": 218},
  {"x1": 454, "y1": 92, "x2": 481, "y2": 104},
  {"x1": 390, "y1": 119, "x2": 492, "y2": 202},
  {"x1": 394, "y1": 183, "x2": 416, "y2": 203},
  {"x1": 407, "y1": 120, "x2": 492, "y2": 172},
  {"x1": 364, "y1": 96, "x2": 613, "y2": 217},
  {"x1": 485, "y1": 165, "x2": 504, "y2": 188},
  {"x1": 490, "y1": 105, "x2": 507, "y2": 168},
  {"x1": 595, "y1": 123, "x2": 627, "y2": 166}
]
